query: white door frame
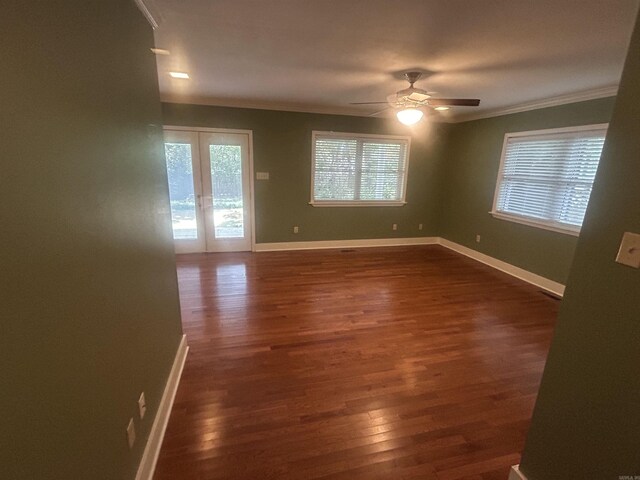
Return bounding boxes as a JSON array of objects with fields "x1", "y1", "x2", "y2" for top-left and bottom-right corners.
[{"x1": 164, "y1": 126, "x2": 256, "y2": 253}]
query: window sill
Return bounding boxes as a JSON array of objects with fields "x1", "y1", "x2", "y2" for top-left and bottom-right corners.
[
  {"x1": 489, "y1": 211, "x2": 580, "y2": 237},
  {"x1": 310, "y1": 201, "x2": 407, "y2": 207}
]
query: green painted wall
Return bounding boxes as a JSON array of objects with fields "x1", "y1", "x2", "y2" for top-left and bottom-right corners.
[
  {"x1": 162, "y1": 103, "x2": 451, "y2": 243},
  {"x1": 441, "y1": 97, "x2": 615, "y2": 284},
  {"x1": 519, "y1": 11, "x2": 640, "y2": 480},
  {"x1": 1, "y1": 2, "x2": 183, "y2": 479},
  {"x1": 163, "y1": 98, "x2": 616, "y2": 284}
]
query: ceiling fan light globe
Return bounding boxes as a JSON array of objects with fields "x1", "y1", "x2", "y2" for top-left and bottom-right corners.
[{"x1": 397, "y1": 108, "x2": 423, "y2": 125}]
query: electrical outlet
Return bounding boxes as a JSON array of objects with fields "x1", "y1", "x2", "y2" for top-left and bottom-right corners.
[
  {"x1": 126, "y1": 418, "x2": 136, "y2": 449},
  {"x1": 476, "y1": 235, "x2": 481, "y2": 243},
  {"x1": 418, "y1": 223, "x2": 423, "y2": 231},
  {"x1": 138, "y1": 392, "x2": 147, "y2": 420},
  {"x1": 392, "y1": 224, "x2": 398, "y2": 231},
  {"x1": 293, "y1": 226, "x2": 299, "y2": 234}
]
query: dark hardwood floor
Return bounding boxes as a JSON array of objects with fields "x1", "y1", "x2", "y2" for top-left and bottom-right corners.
[{"x1": 154, "y1": 245, "x2": 557, "y2": 480}]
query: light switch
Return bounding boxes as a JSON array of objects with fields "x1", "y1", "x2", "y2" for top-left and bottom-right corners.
[
  {"x1": 615, "y1": 232, "x2": 640, "y2": 268},
  {"x1": 256, "y1": 172, "x2": 269, "y2": 180}
]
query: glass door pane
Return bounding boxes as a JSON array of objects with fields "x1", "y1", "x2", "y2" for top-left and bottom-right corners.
[
  {"x1": 163, "y1": 130, "x2": 205, "y2": 253},
  {"x1": 165, "y1": 142, "x2": 198, "y2": 240},
  {"x1": 199, "y1": 132, "x2": 252, "y2": 252},
  {"x1": 210, "y1": 144, "x2": 244, "y2": 239}
]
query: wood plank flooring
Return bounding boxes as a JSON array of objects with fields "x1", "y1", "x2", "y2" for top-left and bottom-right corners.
[{"x1": 154, "y1": 245, "x2": 557, "y2": 480}]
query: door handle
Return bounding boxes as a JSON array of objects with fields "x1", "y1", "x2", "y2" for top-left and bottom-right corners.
[{"x1": 197, "y1": 195, "x2": 213, "y2": 209}]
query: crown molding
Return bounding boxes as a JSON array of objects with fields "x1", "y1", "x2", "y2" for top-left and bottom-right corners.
[
  {"x1": 453, "y1": 85, "x2": 618, "y2": 123},
  {"x1": 134, "y1": 0, "x2": 162, "y2": 29},
  {"x1": 160, "y1": 94, "x2": 374, "y2": 118},
  {"x1": 161, "y1": 85, "x2": 618, "y2": 123}
]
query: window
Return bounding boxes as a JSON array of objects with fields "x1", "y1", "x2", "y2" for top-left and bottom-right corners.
[
  {"x1": 491, "y1": 124, "x2": 607, "y2": 235},
  {"x1": 311, "y1": 131, "x2": 410, "y2": 206}
]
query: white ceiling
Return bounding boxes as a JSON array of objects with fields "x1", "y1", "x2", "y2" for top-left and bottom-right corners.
[{"x1": 150, "y1": 0, "x2": 639, "y2": 120}]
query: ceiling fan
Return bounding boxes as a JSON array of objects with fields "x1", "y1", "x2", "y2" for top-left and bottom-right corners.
[{"x1": 350, "y1": 72, "x2": 480, "y2": 125}]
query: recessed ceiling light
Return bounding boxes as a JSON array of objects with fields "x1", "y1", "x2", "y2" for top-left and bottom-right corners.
[
  {"x1": 434, "y1": 106, "x2": 450, "y2": 111},
  {"x1": 150, "y1": 48, "x2": 170, "y2": 56},
  {"x1": 169, "y1": 71, "x2": 190, "y2": 79}
]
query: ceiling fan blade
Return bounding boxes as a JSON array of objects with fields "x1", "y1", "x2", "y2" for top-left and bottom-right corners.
[
  {"x1": 368, "y1": 107, "x2": 391, "y2": 117},
  {"x1": 428, "y1": 98, "x2": 481, "y2": 107},
  {"x1": 349, "y1": 101, "x2": 388, "y2": 105}
]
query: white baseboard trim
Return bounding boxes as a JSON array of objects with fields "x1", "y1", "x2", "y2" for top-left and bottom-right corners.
[
  {"x1": 253, "y1": 236, "x2": 564, "y2": 297},
  {"x1": 438, "y1": 238, "x2": 565, "y2": 297},
  {"x1": 254, "y1": 237, "x2": 439, "y2": 252},
  {"x1": 508, "y1": 465, "x2": 528, "y2": 480},
  {"x1": 135, "y1": 334, "x2": 189, "y2": 480}
]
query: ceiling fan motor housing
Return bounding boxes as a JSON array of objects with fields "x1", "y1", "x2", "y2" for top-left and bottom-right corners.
[
  {"x1": 350, "y1": 71, "x2": 480, "y2": 112},
  {"x1": 404, "y1": 71, "x2": 423, "y2": 85}
]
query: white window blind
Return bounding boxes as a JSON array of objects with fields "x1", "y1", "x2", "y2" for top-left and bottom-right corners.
[
  {"x1": 311, "y1": 132, "x2": 410, "y2": 206},
  {"x1": 492, "y1": 125, "x2": 607, "y2": 234}
]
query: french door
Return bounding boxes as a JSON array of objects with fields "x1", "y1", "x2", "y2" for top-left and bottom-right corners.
[{"x1": 164, "y1": 129, "x2": 253, "y2": 253}]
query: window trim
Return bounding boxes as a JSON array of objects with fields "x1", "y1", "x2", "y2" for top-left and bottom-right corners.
[
  {"x1": 490, "y1": 123, "x2": 608, "y2": 236},
  {"x1": 310, "y1": 130, "x2": 411, "y2": 207}
]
